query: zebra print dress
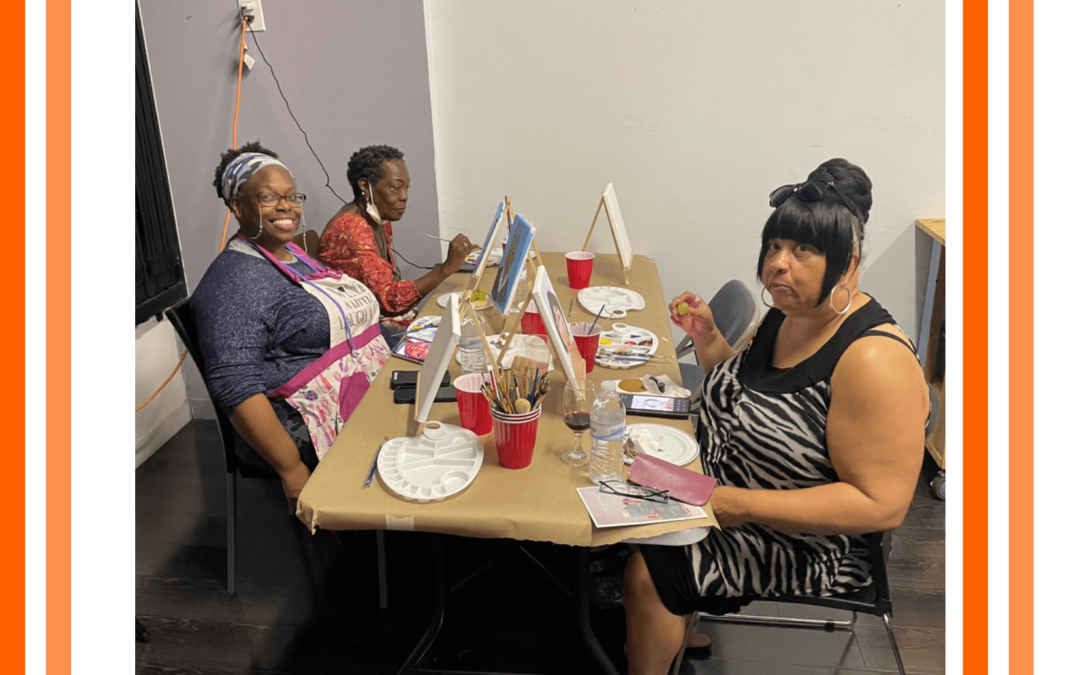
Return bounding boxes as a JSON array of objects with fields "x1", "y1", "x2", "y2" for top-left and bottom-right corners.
[{"x1": 640, "y1": 297, "x2": 907, "y2": 616}]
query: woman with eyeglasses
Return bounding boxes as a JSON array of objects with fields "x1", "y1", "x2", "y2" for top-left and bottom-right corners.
[
  {"x1": 623, "y1": 159, "x2": 929, "y2": 674},
  {"x1": 319, "y1": 145, "x2": 477, "y2": 346},
  {"x1": 190, "y1": 141, "x2": 390, "y2": 510}
]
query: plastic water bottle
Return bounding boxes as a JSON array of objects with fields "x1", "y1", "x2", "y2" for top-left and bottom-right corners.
[
  {"x1": 589, "y1": 381, "x2": 626, "y2": 485},
  {"x1": 459, "y1": 316, "x2": 487, "y2": 375}
]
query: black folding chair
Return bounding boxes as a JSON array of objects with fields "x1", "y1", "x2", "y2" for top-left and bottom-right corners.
[
  {"x1": 165, "y1": 298, "x2": 389, "y2": 603},
  {"x1": 670, "y1": 391, "x2": 944, "y2": 675}
]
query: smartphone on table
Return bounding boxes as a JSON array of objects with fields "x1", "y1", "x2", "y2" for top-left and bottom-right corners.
[
  {"x1": 390, "y1": 338, "x2": 432, "y2": 364},
  {"x1": 620, "y1": 394, "x2": 692, "y2": 420}
]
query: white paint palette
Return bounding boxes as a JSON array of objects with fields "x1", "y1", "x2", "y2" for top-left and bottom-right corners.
[
  {"x1": 377, "y1": 422, "x2": 484, "y2": 503},
  {"x1": 576, "y1": 286, "x2": 645, "y2": 319},
  {"x1": 595, "y1": 324, "x2": 658, "y2": 369}
]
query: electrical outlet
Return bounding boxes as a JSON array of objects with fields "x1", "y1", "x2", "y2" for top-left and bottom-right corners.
[{"x1": 238, "y1": 0, "x2": 266, "y2": 32}]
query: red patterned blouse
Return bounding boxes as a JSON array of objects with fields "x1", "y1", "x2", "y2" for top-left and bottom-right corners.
[{"x1": 319, "y1": 213, "x2": 421, "y2": 317}]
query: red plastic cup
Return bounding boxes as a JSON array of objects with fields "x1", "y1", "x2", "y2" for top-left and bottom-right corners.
[
  {"x1": 490, "y1": 405, "x2": 542, "y2": 469},
  {"x1": 521, "y1": 300, "x2": 548, "y2": 336},
  {"x1": 570, "y1": 321, "x2": 602, "y2": 373},
  {"x1": 565, "y1": 251, "x2": 595, "y2": 290},
  {"x1": 454, "y1": 374, "x2": 493, "y2": 436}
]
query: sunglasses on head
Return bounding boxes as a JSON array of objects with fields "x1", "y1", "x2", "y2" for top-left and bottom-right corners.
[{"x1": 768, "y1": 180, "x2": 862, "y2": 222}]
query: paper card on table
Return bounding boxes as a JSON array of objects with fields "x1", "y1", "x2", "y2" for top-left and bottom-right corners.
[
  {"x1": 576, "y1": 485, "x2": 708, "y2": 529},
  {"x1": 490, "y1": 213, "x2": 535, "y2": 315},
  {"x1": 471, "y1": 201, "x2": 506, "y2": 280},
  {"x1": 530, "y1": 265, "x2": 585, "y2": 380},
  {"x1": 415, "y1": 293, "x2": 462, "y2": 423}
]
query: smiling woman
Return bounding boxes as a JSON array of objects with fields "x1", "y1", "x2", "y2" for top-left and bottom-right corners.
[
  {"x1": 319, "y1": 144, "x2": 476, "y2": 344},
  {"x1": 189, "y1": 142, "x2": 391, "y2": 510}
]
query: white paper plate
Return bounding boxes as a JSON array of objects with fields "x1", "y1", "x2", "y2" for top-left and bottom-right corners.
[
  {"x1": 455, "y1": 334, "x2": 555, "y2": 371},
  {"x1": 624, "y1": 423, "x2": 699, "y2": 466},
  {"x1": 437, "y1": 291, "x2": 493, "y2": 311},
  {"x1": 614, "y1": 377, "x2": 679, "y2": 397},
  {"x1": 595, "y1": 324, "x2": 659, "y2": 369},
  {"x1": 377, "y1": 422, "x2": 484, "y2": 503},
  {"x1": 577, "y1": 286, "x2": 645, "y2": 319}
]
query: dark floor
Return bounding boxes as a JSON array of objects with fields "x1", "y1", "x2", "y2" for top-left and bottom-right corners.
[{"x1": 136, "y1": 420, "x2": 946, "y2": 675}]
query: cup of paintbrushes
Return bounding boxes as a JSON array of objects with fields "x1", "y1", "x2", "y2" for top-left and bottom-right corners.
[{"x1": 490, "y1": 404, "x2": 542, "y2": 469}]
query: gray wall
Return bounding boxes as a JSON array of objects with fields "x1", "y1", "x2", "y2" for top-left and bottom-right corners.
[{"x1": 139, "y1": 0, "x2": 440, "y2": 414}]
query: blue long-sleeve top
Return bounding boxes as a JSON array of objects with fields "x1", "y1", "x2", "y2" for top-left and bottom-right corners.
[{"x1": 189, "y1": 249, "x2": 331, "y2": 464}]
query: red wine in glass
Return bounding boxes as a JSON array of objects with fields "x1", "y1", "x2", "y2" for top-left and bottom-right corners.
[{"x1": 564, "y1": 411, "x2": 590, "y2": 432}]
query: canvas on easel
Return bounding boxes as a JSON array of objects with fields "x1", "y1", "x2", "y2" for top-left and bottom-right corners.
[
  {"x1": 504, "y1": 197, "x2": 545, "y2": 271},
  {"x1": 530, "y1": 265, "x2": 586, "y2": 381},
  {"x1": 581, "y1": 183, "x2": 634, "y2": 285},
  {"x1": 489, "y1": 213, "x2": 536, "y2": 315},
  {"x1": 414, "y1": 293, "x2": 462, "y2": 424},
  {"x1": 467, "y1": 201, "x2": 507, "y2": 293}
]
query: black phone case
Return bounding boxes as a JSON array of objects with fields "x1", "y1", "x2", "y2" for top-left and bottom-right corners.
[
  {"x1": 393, "y1": 384, "x2": 458, "y2": 405},
  {"x1": 620, "y1": 394, "x2": 692, "y2": 420},
  {"x1": 390, "y1": 370, "x2": 451, "y2": 390}
]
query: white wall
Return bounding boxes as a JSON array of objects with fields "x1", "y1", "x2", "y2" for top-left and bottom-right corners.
[
  {"x1": 424, "y1": 0, "x2": 945, "y2": 338},
  {"x1": 135, "y1": 318, "x2": 191, "y2": 467}
]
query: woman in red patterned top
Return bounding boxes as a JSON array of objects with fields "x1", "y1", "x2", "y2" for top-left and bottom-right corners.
[{"x1": 319, "y1": 145, "x2": 475, "y2": 343}]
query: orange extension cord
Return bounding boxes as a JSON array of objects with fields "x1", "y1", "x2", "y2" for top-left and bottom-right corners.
[{"x1": 136, "y1": 17, "x2": 248, "y2": 414}]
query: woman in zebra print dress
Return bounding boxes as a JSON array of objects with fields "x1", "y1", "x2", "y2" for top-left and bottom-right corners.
[{"x1": 623, "y1": 159, "x2": 929, "y2": 675}]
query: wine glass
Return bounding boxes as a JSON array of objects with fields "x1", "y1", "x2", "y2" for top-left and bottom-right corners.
[{"x1": 561, "y1": 379, "x2": 595, "y2": 466}]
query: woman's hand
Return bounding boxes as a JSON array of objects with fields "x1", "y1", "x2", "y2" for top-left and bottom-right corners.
[
  {"x1": 442, "y1": 234, "x2": 478, "y2": 273},
  {"x1": 280, "y1": 461, "x2": 312, "y2": 512},
  {"x1": 669, "y1": 292, "x2": 718, "y2": 346}
]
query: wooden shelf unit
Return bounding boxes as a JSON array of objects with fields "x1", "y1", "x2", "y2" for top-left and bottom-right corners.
[{"x1": 915, "y1": 219, "x2": 945, "y2": 469}]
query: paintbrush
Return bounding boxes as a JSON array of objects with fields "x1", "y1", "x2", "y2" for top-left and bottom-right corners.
[{"x1": 588, "y1": 304, "x2": 606, "y2": 335}]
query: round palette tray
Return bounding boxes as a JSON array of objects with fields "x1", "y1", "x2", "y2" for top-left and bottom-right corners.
[
  {"x1": 437, "y1": 291, "x2": 493, "y2": 311},
  {"x1": 377, "y1": 422, "x2": 484, "y2": 503},
  {"x1": 623, "y1": 423, "x2": 699, "y2": 466},
  {"x1": 455, "y1": 334, "x2": 554, "y2": 370},
  {"x1": 595, "y1": 323, "x2": 658, "y2": 369},
  {"x1": 576, "y1": 286, "x2": 645, "y2": 319},
  {"x1": 465, "y1": 246, "x2": 502, "y2": 267}
]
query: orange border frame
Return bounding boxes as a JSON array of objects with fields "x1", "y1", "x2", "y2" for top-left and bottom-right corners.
[
  {"x1": 1009, "y1": 1, "x2": 1032, "y2": 674},
  {"x1": 46, "y1": 0, "x2": 71, "y2": 673},
  {"x1": 5, "y1": 0, "x2": 26, "y2": 671},
  {"x1": 965, "y1": 0, "x2": 990, "y2": 673}
]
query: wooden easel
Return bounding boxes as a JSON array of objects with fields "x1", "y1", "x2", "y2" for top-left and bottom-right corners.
[{"x1": 581, "y1": 190, "x2": 632, "y2": 286}]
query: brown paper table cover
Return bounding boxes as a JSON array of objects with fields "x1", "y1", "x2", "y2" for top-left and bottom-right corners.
[{"x1": 296, "y1": 253, "x2": 720, "y2": 545}]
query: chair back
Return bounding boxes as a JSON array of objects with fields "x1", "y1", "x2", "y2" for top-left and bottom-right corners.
[
  {"x1": 165, "y1": 298, "x2": 244, "y2": 475},
  {"x1": 709, "y1": 280, "x2": 759, "y2": 352}
]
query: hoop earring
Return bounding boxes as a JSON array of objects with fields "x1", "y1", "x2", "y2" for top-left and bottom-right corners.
[
  {"x1": 760, "y1": 285, "x2": 775, "y2": 308},
  {"x1": 829, "y1": 285, "x2": 853, "y2": 314}
]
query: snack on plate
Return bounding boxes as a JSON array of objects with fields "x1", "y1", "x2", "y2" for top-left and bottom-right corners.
[
  {"x1": 625, "y1": 427, "x2": 661, "y2": 458},
  {"x1": 620, "y1": 378, "x2": 646, "y2": 392}
]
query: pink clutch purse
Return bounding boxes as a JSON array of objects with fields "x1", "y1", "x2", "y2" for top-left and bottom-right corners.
[{"x1": 627, "y1": 454, "x2": 717, "y2": 506}]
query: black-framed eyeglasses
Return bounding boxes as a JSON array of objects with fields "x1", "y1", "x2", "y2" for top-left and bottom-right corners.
[
  {"x1": 599, "y1": 481, "x2": 670, "y2": 504},
  {"x1": 256, "y1": 191, "x2": 307, "y2": 207},
  {"x1": 768, "y1": 180, "x2": 861, "y2": 222}
]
